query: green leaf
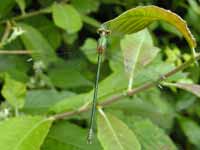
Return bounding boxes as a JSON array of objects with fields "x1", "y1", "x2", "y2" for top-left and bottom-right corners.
[
  {"x1": 98, "y1": 61, "x2": 183, "y2": 101},
  {"x1": 176, "y1": 93, "x2": 197, "y2": 111},
  {"x1": 126, "y1": 118, "x2": 177, "y2": 150},
  {"x1": 160, "y1": 22, "x2": 182, "y2": 38},
  {"x1": 19, "y1": 23, "x2": 57, "y2": 65},
  {"x1": 97, "y1": 72, "x2": 128, "y2": 98},
  {"x1": 48, "y1": 59, "x2": 93, "y2": 89},
  {"x1": 52, "y1": 3, "x2": 82, "y2": 33},
  {"x1": 186, "y1": 8, "x2": 200, "y2": 33},
  {"x1": 120, "y1": 29, "x2": 160, "y2": 90},
  {"x1": 188, "y1": 0, "x2": 200, "y2": 15},
  {"x1": 163, "y1": 82, "x2": 200, "y2": 98},
  {"x1": 71, "y1": 0, "x2": 100, "y2": 14},
  {"x1": 2, "y1": 75, "x2": 26, "y2": 109},
  {"x1": 0, "y1": 55, "x2": 29, "y2": 82},
  {"x1": 81, "y1": 15, "x2": 101, "y2": 28},
  {"x1": 50, "y1": 93, "x2": 92, "y2": 113},
  {"x1": 16, "y1": 0, "x2": 26, "y2": 14},
  {"x1": 41, "y1": 120, "x2": 102, "y2": 150},
  {"x1": 81, "y1": 38, "x2": 98, "y2": 63},
  {"x1": 110, "y1": 88, "x2": 176, "y2": 131},
  {"x1": 0, "y1": 116, "x2": 53, "y2": 150},
  {"x1": 0, "y1": 0, "x2": 15, "y2": 19},
  {"x1": 24, "y1": 15, "x2": 61, "y2": 50},
  {"x1": 97, "y1": 111, "x2": 141, "y2": 150},
  {"x1": 103, "y1": 5, "x2": 196, "y2": 49},
  {"x1": 23, "y1": 90, "x2": 75, "y2": 114},
  {"x1": 63, "y1": 32, "x2": 78, "y2": 45},
  {"x1": 179, "y1": 117, "x2": 200, "y2": 148}
]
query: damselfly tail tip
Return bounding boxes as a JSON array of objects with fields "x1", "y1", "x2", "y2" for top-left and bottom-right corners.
[{"x1": 87, "y1": 128, "x2": 93, "y2": 144}]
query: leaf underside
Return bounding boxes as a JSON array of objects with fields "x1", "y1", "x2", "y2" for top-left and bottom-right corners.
[{"x1": 102, "y1": 5, "x2": 196, "y2": 49}]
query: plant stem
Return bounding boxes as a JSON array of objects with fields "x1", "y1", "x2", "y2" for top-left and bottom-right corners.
[
  {"x1": 53, "y1": 53, "x2": 200, "y2": 120},
  {"x1": 0, "y1": 50, "x2": 32, "y2": 55},
  {"x1": 0, "y1": 8, "x2": 51, "y2": 24},
  {"x1": 0, "y1": 22, "x2": 12, "y2": 43}
]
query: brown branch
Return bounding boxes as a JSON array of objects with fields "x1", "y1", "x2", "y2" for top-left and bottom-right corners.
[{"x1": 53, "y1": 53, "x2": 200, "y2": 120}]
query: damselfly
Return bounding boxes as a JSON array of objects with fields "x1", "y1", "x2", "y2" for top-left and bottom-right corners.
[{"x1": 87, "y1": 27, "x2": 110, "y2": 144}]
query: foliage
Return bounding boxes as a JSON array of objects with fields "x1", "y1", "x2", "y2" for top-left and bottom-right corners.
[{"x1": 0, "y1": 0, "x2": 200, "y2": 149}]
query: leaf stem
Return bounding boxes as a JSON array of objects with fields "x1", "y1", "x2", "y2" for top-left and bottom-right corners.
[{"x1": 52, "y1": 53, "x2": 200, "y2": 120}]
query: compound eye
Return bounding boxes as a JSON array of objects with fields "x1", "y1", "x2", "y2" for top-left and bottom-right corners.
[
  {"x1": 97, "y1": 29, "x2": 103, "y2": 34},
  {"x1": 97, "y1": 28, "x2": 111, "y2": 35},
  {"x1": 105, "y1": 30, "x2": 111, "y2": 35}
]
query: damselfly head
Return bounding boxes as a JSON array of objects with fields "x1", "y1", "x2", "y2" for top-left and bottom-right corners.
[{"x1": 97, "y1": 25, "x2": 111, "y2": 36}]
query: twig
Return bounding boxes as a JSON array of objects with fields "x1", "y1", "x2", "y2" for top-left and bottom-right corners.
[
  {"x1": 0, "y1": 21, "x2": 12, "y2": 43},
  {"x1": 53, "y1": 53, "x2": 200, "y2": 120},
  {"x1": 0, "y1": 21, "x2": 12, "y2": 48},
  {"x1": 0, "y1": 4, "x2": 101, "y2": 29},
  {"x1": 0, "y1": 8, "x2": 51, "y2": 24},
  {"x1": 0, "y1": 50, "x2": 32, "y2": 55}
]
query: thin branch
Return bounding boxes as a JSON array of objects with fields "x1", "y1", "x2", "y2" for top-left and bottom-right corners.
[
  {"x1": 0, "y1": 3, "x2": 100, "y2": 29},
  {"x1": 0, "y1": 21, "x2": 12, "y2": 48},
  {"x1": 0, "y1": 50, "x2": 32, "y2": 55},
  {"x1": 53, "y1": 53, "x2": 200, "y2": 120},
  {"x1": 0, "y1": 21, "x2": 12, "y2": 43},
  {"x1": 0, "y1": 8, "x2": 51, "y2": 24}
]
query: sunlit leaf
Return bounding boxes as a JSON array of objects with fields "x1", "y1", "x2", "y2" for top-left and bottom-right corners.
[
  {"x1": 81, "y1": 38, "x2": 98, "y2": 63},
  {"x1": 0, "y1": 116, "x2": 53, "y2": 150},
  {"x1": 2, "y1": 75, "x2": 26, "y2": 109},
  {"x1": 163, "y1": 82, "x2": 200, "y2": 98},
  {"x1": 126, "y1": 118, "x2": 178, "y2": 150},
  {"x1": 97, "y1": 111, "x2": 141, "y2": 150},
  {"x1": 120, "y1": 29, "x2": 160, "y2": 90},
  {"x1": 103, "y1": 5, "x2": 196, "y2": 49},
  {"x1": 50, "y1": 93, "x2": 92, "y2": 113},
  {"x1": 52, "y1": 3, "x2": 82, "y2": 33}
]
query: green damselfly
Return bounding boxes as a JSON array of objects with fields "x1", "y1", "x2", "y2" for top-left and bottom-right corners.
[{"x1": 87, "y1": 27, "x2": 110, "y2": 144}]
